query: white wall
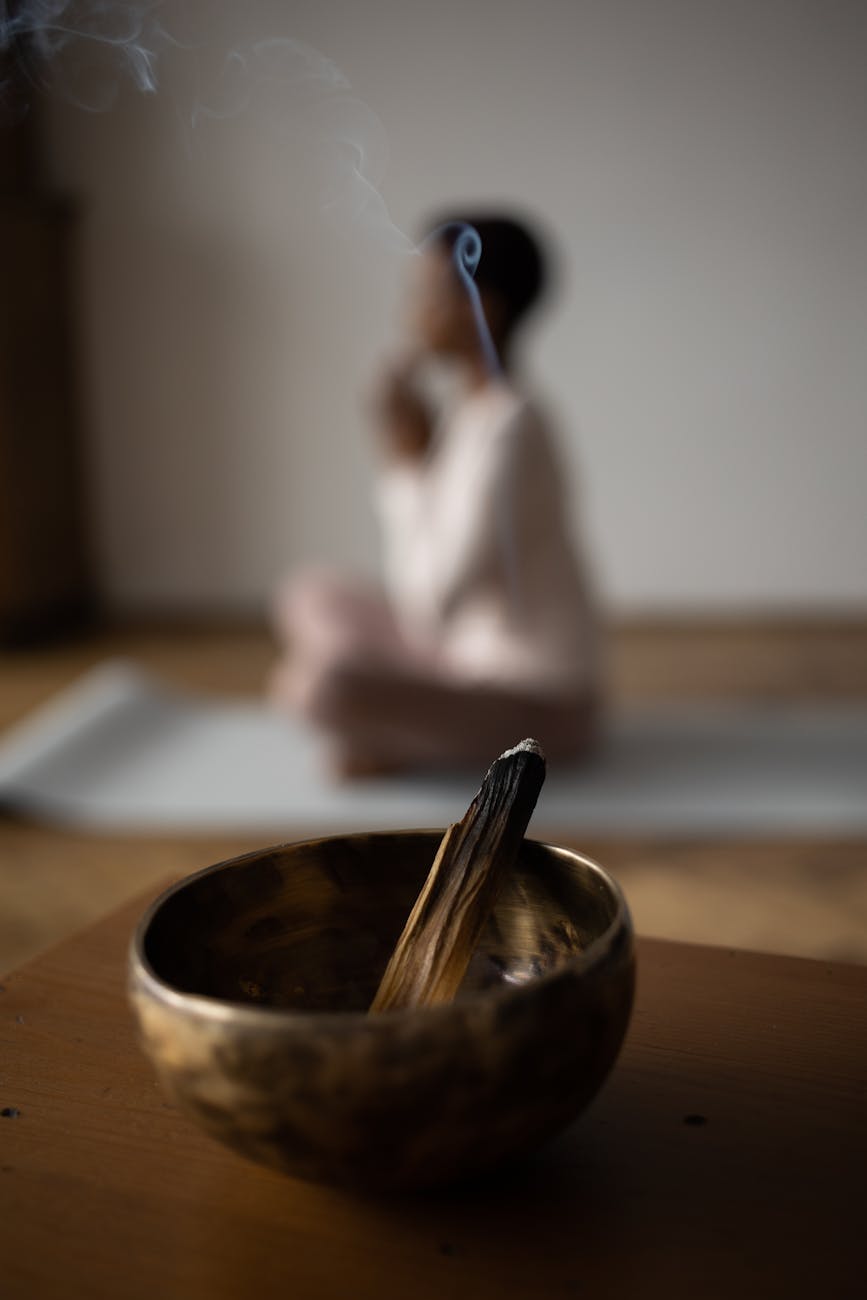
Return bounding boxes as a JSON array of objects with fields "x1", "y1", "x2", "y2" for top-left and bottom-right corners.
[{"x1": 45, "y1": 0, "x2": 867, "y2": 615}]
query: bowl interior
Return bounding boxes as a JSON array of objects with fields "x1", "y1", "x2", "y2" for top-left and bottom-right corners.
[{"x1": 141, "y1": 833, "x2": 622, "y2": 1013}]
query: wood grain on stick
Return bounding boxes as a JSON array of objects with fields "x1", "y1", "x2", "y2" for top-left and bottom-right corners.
[{"x1": 369, "y1": 739, "x2": 547, "y2": 1012}]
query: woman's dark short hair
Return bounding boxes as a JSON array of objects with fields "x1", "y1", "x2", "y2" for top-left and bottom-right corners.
[{"x1": 426, "y1": 213, "x2": 548, "y2": 336}]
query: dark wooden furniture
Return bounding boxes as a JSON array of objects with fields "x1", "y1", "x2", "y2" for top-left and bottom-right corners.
[
  {"x1": 0, "y1": 56, "x2": 93, "y2": 642},
  {"x1": 1, "y1": 886, "x2": 863, "y2": 1299}
]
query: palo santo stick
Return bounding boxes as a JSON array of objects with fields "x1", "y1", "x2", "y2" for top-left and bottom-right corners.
[{"x1": 369, "y1": 739, "x2": 546, "y2": 1013}]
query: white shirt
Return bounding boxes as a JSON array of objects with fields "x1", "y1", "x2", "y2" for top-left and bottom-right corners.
[{"x1": 376, "y1": 381, "x2": 599, "y2": 694}]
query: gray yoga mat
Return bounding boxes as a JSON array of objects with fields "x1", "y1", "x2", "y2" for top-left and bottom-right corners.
[{"x1": 0, "y1": 660, "x2": 864, "y2": 836}]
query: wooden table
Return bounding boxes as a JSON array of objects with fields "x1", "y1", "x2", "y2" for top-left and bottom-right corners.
[{"x1": 1, "y1": 888, "x2": 864, "y2": 1300}]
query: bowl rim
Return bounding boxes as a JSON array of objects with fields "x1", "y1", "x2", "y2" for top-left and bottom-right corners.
[{"x1": 129, "y1": 831, "x2": 633, "y2": 1027}]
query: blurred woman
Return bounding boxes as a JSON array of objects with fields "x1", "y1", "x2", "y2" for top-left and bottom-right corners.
[{"x1": 270, "y1": 213, "x2": 601, "y2": 774}]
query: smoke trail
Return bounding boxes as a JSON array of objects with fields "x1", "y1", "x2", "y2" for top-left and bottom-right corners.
[
  {"x1": 447, "y1": 220, "x2": 521, "y2": 608},
  {"x1": 1, "y1": 1, "x2": 162, "y2": 110},
  {"x1": 0, "y1": 1, "x2": 411, "y2": 253},
  {"x1": 425, "y1": 221, "x2": 501, "y2": 374},
  {"x1": 303, "y1": 90, "x2": 414, "y2": 254},
  {"x1": 188, "y1": 36, "x2": 351, "y2": 125},
  {"x1": 1, "y1": 4, "x2": 499, "y2": 315}
]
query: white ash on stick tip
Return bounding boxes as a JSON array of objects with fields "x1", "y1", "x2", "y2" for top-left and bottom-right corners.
[{"x1": 498, "y1": 738, "x2": 545, "y2": 761}]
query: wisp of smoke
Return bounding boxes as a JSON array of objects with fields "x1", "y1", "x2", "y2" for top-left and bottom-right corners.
[
  {"x1": 3, "y1": 5, "x2": 501, "y2": 347},
  {"x1": 2, "y1": 2, "x2": 499, "y2": 362},
  {"x1": 1, "y1": 0, "x2": 162, "y2": 108},
  {"x1": 0, "y1": 0, "x2": 410, "y2": 253},
  {"x1": 424, "y1": 221, "x2": 501, "y2": 374}
]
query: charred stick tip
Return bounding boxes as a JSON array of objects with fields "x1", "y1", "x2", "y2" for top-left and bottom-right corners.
[{"x1": 477, "y1": 737, "x2": 546, "y2": 812}]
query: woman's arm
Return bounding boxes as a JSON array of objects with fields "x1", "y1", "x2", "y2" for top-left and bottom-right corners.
[
  {"x1": 431, "y1": 404, "x2": 535, "y2": 620},
  {"x1": 369, "y1": 355, "x2": 433, "y2": 463}
]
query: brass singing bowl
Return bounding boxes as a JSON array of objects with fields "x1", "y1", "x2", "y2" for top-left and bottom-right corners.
[{"x1": 129, "y1": 832, "x2": 634, "y2": 1190}]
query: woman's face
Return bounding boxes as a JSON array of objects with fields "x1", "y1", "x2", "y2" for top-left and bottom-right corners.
[{"x1": 405, "y1": 245, "x2": 477, "y2": 356}]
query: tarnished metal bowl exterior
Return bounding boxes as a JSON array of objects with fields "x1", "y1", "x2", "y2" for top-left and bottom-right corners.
[{"x1": 129, "y1": 832, "x2": 634, "y2": 1190}]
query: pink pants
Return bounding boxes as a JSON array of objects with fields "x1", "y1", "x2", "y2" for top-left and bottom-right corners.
[{"x1": 269, "y1": 570, "x2": 599, "y2": 773}]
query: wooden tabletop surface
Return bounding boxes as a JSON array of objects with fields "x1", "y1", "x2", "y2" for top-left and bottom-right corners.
[{"x1": 1, "y1": 885, "x2": 864, "y2": 1300}]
